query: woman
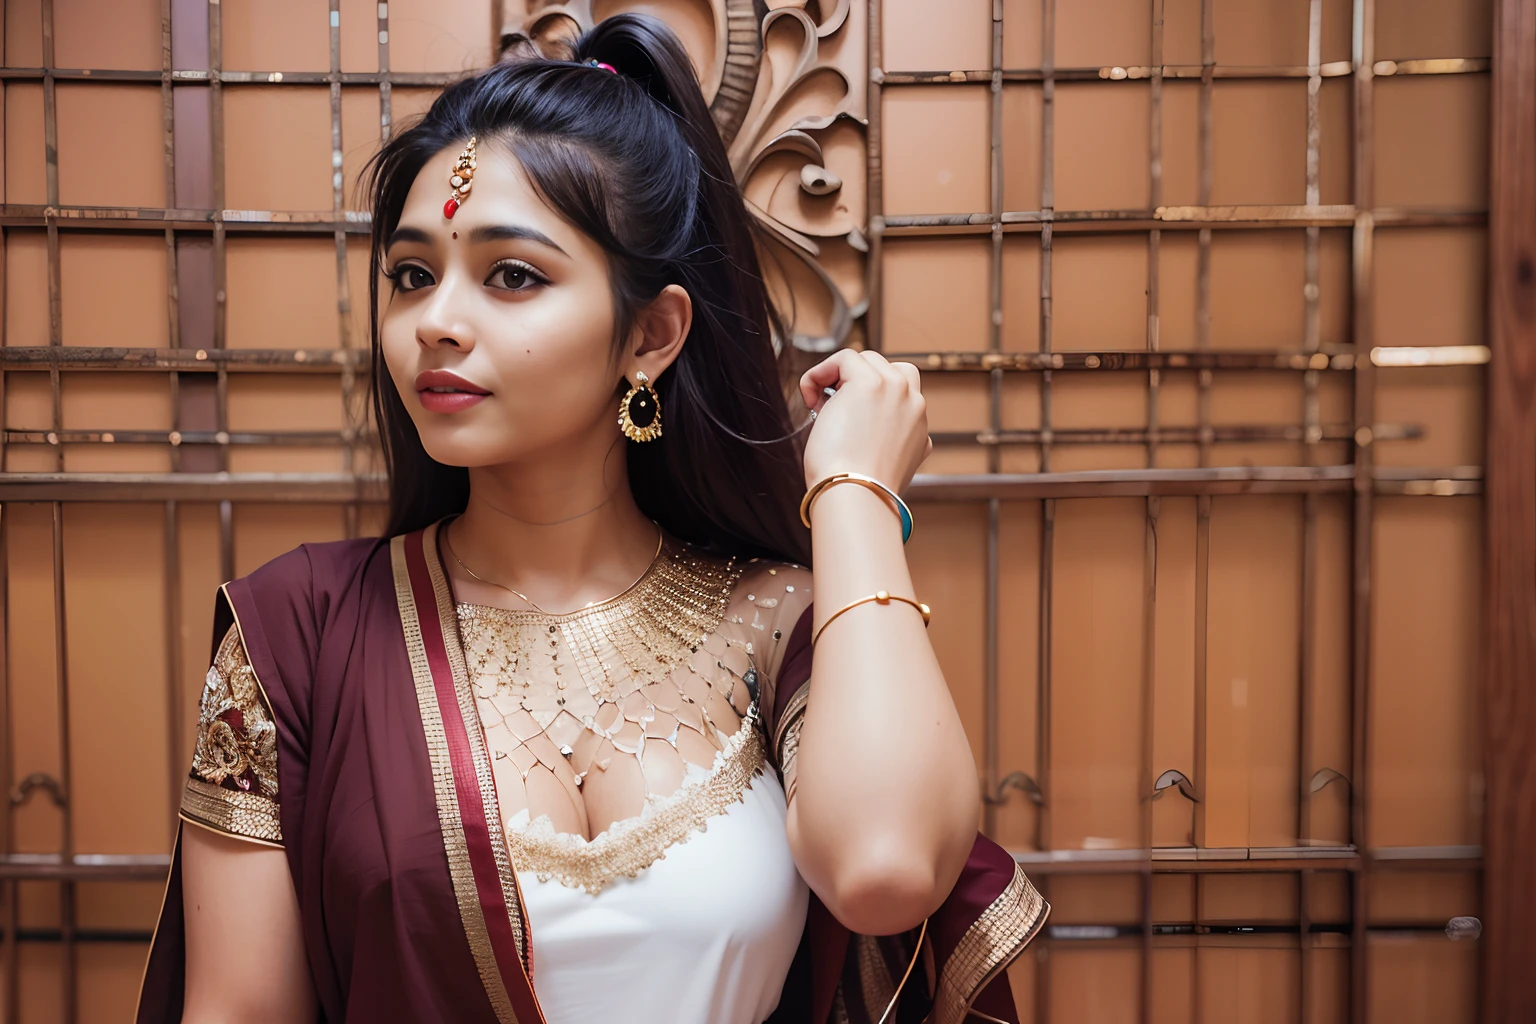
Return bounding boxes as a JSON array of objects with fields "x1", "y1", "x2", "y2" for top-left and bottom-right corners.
[{"x1": 137, "y1": 15, "x2": 1045, "y2": 1024}]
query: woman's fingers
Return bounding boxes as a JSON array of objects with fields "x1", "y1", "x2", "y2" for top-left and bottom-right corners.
[
  {"x1": 800, "y1": 348, "x2": 879, "y2": 409},
  {"x1": 890, "y1": 358, "x2": 922, "y2": 393}
]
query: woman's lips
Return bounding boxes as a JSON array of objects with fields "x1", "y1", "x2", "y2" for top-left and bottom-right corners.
[{"x1": 414, "y1": 370, "x2": 489, "y2": 414}]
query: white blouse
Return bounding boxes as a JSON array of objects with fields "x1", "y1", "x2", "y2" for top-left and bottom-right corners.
[
  {"x1": 458, "y1": 550, "x2": 816, "y2": 1023},
  {"x1": 515, "y1": 767, "x2": 809, "y2": 1024}
]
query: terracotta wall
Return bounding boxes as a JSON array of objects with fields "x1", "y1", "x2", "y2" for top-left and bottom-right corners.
[{"x1": 0, "y1": 0, "x2": 1489, "y2": 1021}]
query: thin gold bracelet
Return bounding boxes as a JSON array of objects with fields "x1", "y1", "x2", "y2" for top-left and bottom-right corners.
[
  {"x1": 799, "y1": 472, "x2": 914, "y2": 543},
  {"x1": 811, "y1": 590, "x2": 931, "y2": 646}
]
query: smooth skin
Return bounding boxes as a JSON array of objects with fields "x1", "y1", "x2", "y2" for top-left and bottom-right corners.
[{"x1": 179, "y1": 141, "x2": 978, "y2": 1021}]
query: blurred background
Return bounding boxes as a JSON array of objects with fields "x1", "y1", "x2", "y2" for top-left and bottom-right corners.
[{"x1": 0, "y1": 0, "x2": 1512, "y2": 1020}]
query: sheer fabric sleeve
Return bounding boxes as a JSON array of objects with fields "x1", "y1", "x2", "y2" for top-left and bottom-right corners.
[{"x1": 179, "y1": 622, "x2": 283, "y2": 846}]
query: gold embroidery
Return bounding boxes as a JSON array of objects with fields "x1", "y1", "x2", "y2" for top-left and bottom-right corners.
[
  {"x1": 509, "y1": 712, "x2": 766, "y2": 894},
  {"x1": 392, "y1": 530, "x2": 521, "y2": 1024},
  {"x1": 181, "y1": 778, "x2": 283, "y2": 844},
  {"x1": 180, "y1": 624, "x2": 282, "y2": 844},
  {"x1": 932, "y1": 864, "x2": 1049, "y2": 1024}
]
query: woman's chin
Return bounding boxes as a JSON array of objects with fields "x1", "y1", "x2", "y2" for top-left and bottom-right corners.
[{"x1": 416, "y1": 435, "x2": 518, "y2": 471}]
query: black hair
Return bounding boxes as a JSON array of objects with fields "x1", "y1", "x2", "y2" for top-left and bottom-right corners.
[{"x1": 365, "y1": 13, "x2": 811, "y2": 565}]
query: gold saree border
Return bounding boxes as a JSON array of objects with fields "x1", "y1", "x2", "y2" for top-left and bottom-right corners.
[
  {"x1": 392, "y1": 530, "x2": 521, "y2": 1024},
  {"x1": 179, "y1": 778, "x2": 283, "y2": 846},
  {"x1": 421, "y1": 525, "x2": 531, "y2": 959},
  {"x1": 932, "y1": 863, "x2": 1049, "y2": 1024}
]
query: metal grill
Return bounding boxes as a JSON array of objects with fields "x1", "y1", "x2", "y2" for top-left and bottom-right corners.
[{"x1": 865, "y1": 1, "x2": 1485, "y2": 1021}]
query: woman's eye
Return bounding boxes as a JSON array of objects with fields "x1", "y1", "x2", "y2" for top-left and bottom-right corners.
[
  {"x1": 489, "y1": 261, "x2": 544, "y2": 292},
  {"x1": 394, "y1": 265, "x2": 434, "y2": 291}
]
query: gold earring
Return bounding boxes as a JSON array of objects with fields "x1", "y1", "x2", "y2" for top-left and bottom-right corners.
[{"x1": 619, "y1": 371, "x2": 662, "y2": 442}]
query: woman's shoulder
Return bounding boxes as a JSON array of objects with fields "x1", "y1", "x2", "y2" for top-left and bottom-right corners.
[
  {"x1": 231, "y1": 535, "x2": 392, "y2": 620},
  {"x1": 718, "y1": 555, "x2": 812, "y2": 683},
  {"x1": 731, "y1": 556, "x2": 813, "y2": 621},
  {"x1": 732, "y1": 554, "x2": 812, "y2": 591}
]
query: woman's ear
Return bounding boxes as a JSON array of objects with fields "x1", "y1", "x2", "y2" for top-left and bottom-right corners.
[{"x1": 627, "y1": 284, "x2": 692, "y2": 380}]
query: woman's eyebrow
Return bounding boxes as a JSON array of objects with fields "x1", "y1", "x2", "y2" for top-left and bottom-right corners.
[
  {"x1": 385, "y1": 225, "x2": 433, "y2": 250},
  {"x1": 468, "y1": 223, "x2": 569, "y2": 256}
]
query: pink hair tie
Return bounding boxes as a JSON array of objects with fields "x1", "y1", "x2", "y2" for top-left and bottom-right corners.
[{"x1": 586, "y1": 59, "x2": 618, "y2": 74}]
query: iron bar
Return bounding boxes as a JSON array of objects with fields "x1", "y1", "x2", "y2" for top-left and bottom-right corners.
[
  {"x1": 870, "y1": 58, "x2": 1488, "y2": 85},
  {"x1": 0, "y1": 466, "x2": 1487, "y2": 503},
  {"x1": 865, "y1": 0, "x2": 883, "y2": 350},
  {"x1": 1141, "y1": 4, "x2": 1166, "y2": 1018},
  {"x1": 982, "y1": 0, "x2": 1004, "y2": 839},
  {"x1": 1035, "y1": 4, "x2": 1056, "y2": 1019},
  {"x1": 1299, "y1": 6, "x2": 1325, "y2": 1017},
  {"x1": 1349, "y1": 2, "x2": 1377, "y2": 1019},
  {"x1": 0, "y1": 58, "x2": 1487, "y2": 87},
  {"x1": 1, "y1": 501, "x2": 16, "y2": 1024},
  {"x1": 331, "y1": 0, "x2": 360, "y2": 541},
  {"x1": 5, "y1": 429, "x2": 364, "y2": 446},
  {"x1": 930, "y1": 424, "x2": 1419, "y2": 446},
  {"x1": 0, "y1": 68, "x2": 468, "y2": 86},
  {"x1": 0, "y1": 843, "x2": 1480, "y2": 882},
  {"x1": 0, "y1": 204, "x2": 1488, "y2": 235},
  {"x1": 0, "y1": 343, "x2": 1493, "y2": 374}
]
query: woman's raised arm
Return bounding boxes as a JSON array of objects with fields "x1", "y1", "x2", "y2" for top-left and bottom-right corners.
[{"x1": 786, "y1": 349, "x2": 981, "y2": 937}]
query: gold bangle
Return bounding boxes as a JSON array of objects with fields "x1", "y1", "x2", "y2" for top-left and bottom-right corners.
[
  {"x1": 799, "y1": 472, "x2": 914, "y2": 543},
  {"x1": 811, "y1": 590, "x2": 931, "y2": 646}
]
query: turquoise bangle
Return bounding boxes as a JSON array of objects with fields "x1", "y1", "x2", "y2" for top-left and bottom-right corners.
[{"x1": 799, "y1": 472, "x2": 914, "y2": 544}]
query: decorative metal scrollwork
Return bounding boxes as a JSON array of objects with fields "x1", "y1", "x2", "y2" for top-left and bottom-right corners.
[
  {"x1": 1307, "y1": 767, "x2": 1349, "y2": 795},
  {"x1": 985, "y1": 770, "x2": 1044, "y2": 807},
  {"x1": 1151, "y1": 768, "x2": 1199, "y2": 802},
  {"x1": 9, "y1": 771, "x2": 66, "y2": 808}
]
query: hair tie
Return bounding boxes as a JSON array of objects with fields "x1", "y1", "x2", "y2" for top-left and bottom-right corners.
[{"x1": 586, "y1": 59, "x2": 618, "y2": 74}]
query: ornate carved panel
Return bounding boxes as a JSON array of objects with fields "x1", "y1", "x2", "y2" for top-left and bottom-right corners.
[{"x1": 499, "y1": 0, "x2": 867, "y2": 353}]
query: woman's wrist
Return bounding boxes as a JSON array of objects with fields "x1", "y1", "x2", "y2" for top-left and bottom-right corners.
[{"x1": 806, "y1": 478, "x2": 905, "y2": 541}]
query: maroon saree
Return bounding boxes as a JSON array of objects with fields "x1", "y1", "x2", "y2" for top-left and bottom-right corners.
[{"x1": 137, "y1": 525, "x2": 1047, "y2": 1023}]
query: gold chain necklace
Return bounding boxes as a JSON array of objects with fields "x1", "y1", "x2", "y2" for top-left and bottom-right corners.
[
  {"x1": 445, "y1": 522, "x2": 665, "y2": 615},
  {"x1": 456, "y1": 542, "x2": 745, "y2": 710}
]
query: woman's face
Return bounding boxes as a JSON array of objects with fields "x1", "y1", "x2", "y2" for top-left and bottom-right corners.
[{"x1": 379, "y1": 142, "x2": 628, "y2": 469}]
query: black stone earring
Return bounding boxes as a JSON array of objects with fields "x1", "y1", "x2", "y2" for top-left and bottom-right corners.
[{"x1": 618, "y1": 371, "x2": 662, "y2": 442}]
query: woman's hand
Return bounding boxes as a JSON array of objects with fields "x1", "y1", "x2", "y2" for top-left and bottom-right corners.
[{"x1": 799, "y1": 350, "x2": 933, "y2": 491}]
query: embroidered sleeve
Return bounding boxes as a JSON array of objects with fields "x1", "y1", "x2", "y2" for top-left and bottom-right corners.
[{"x1": 180, "y1": 623, "x2": 283, "y2": 845}]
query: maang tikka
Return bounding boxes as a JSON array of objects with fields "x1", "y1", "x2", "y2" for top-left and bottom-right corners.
[
  {"x1": 443, "y1": 136, "x2": 477, "y2": 219},
  {"x1": 619, "y1": 372, "x2": 662, "y2": 442}
]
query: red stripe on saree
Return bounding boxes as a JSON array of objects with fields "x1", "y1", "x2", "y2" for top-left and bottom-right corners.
[{"x1": 403, "y1": 530, "x2": 545, "y2": 1024}]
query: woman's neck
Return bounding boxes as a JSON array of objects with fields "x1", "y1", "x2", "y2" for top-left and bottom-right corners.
[{"x1": 445, "y1": 440, "x2": 661, "y2": 614}]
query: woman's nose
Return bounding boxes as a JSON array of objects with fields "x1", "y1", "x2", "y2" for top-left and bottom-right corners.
[{"x1": 415, "y1": 282, "x2": 476, "y2": 353}]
